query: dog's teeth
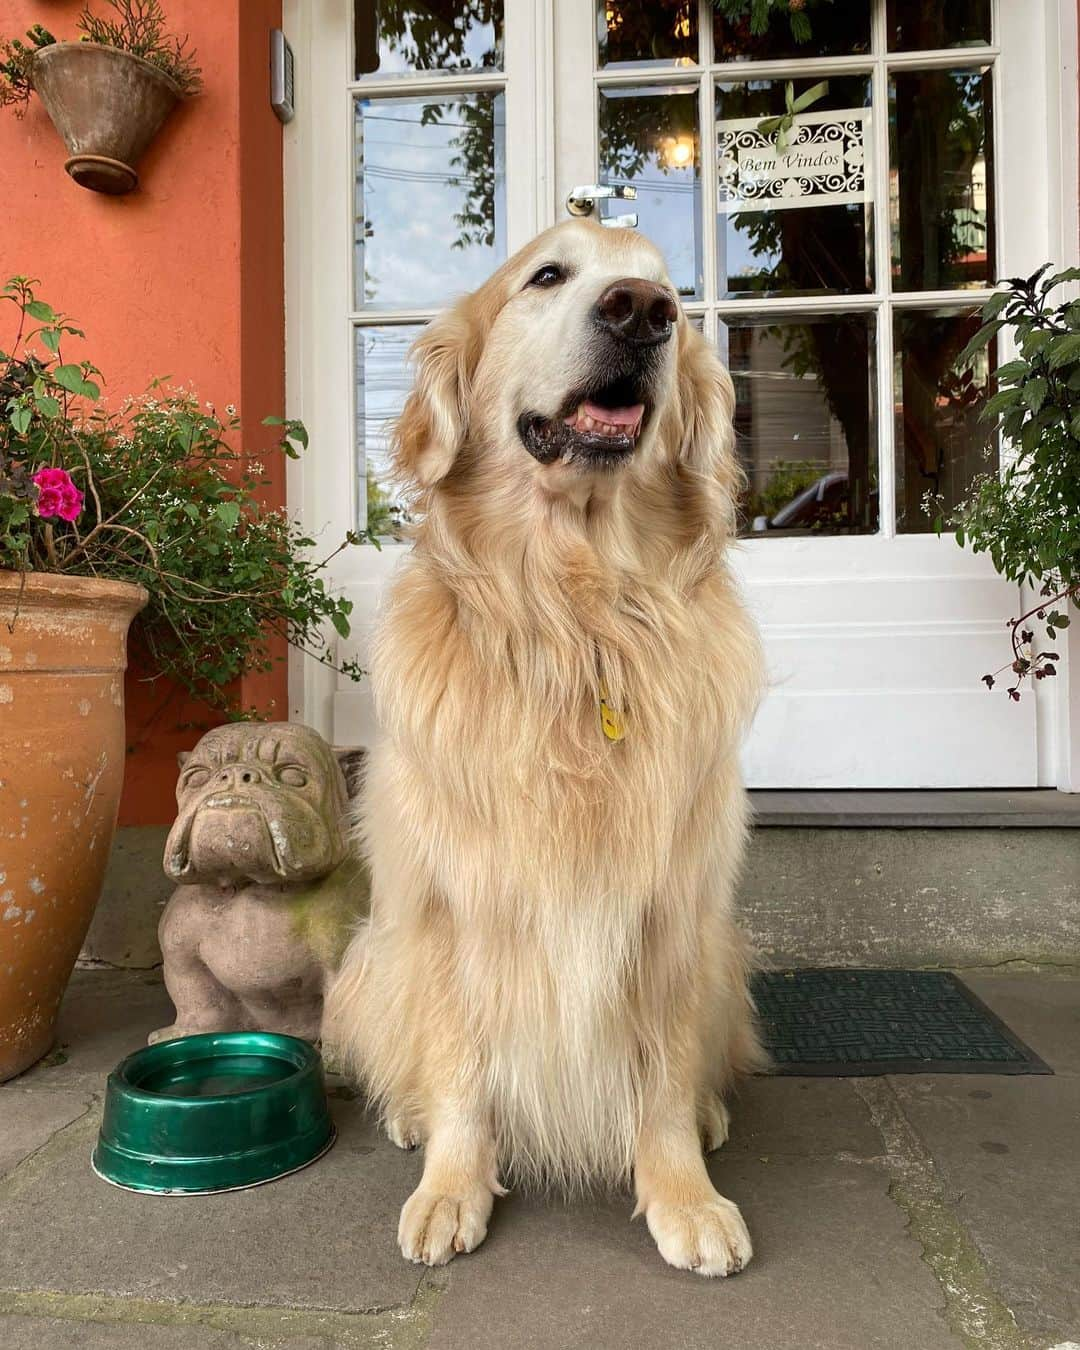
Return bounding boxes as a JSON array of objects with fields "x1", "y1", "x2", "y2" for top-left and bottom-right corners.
[{"x1": 582, "y1": 415, "x2": 595, "y2": 431}]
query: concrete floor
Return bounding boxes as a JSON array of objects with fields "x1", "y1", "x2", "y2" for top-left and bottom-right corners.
[{"x1": 1, "y1": 969, "x2": 1077, "y2": 1350}]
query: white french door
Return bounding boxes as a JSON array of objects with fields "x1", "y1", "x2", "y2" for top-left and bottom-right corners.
[{"x1": 284, "y1": 0, "x2": 1079, "y2": 788}]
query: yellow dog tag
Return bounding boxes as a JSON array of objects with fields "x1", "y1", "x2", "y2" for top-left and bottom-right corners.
[{"x1": 599, "y1": 683, "x2": 626, "y2": 742}]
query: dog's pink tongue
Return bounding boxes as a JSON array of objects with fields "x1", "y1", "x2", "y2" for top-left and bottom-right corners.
[{"x1": 582, "y1": 400, "x2": 644, "y2": 427}]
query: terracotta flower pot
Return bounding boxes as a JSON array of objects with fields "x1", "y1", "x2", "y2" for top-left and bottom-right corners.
[
  {"x1": 0, "y1": 572, "x2": 147, "y2": 1081},
  {"x1": 31, "y1": 41, "x2": 183, "y2": 195}
]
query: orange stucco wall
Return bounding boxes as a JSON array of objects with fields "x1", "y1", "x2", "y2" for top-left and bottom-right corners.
[{"x1": 0, "y1": 0, "x2": 285, "y2": 825}]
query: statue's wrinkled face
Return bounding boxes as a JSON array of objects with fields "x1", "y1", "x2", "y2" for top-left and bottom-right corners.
[{"x1": 164, "y1": 723, "x2": 351, "y2": 886}]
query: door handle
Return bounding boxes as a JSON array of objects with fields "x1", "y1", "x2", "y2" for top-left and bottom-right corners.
[{"x1": 566, "y1": 183, "x2": 638, "y2": 220}]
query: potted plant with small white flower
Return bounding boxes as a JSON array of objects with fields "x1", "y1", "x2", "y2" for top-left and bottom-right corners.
[
  {"x1": 940, "y1": 265, "x2": 1080, "y2": 702},
  {"x1": 0, "y1": 277, "x2": 371, "y2": 1080}
]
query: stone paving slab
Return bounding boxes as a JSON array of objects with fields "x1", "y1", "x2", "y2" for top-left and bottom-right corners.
[
  {"x1": 2, "y1": 967, "x2": 1077, "y2": 1349},
  {"x1": 723, "y1": 1075, "x2": 882, "y2": 1157},
  {"x1": 0, "y1": 1086, "x2": 93, "y2": 1176},
  {"x1": 0, "y1": 1095, "x2": 423, "y2": 1316},
  {"x1": 962, "y1": 971, "x2": 1080, "y2": 1076},
  {"x1": 428, "y1": 1155, "x2": 959, "y2": 1350},
  {"x1": 0, "y1": 1313, "x2": 327, "y2": 1349},
  {"x1": 894, "y1": 1070, "x2": 1080, "y2": 1341}
]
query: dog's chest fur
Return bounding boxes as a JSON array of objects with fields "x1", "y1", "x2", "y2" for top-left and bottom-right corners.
[
  {"x1": 374, "y1": 555, "x2": 752, "y2": 897},
  {"x1": 358, "y1": 548, "x2": 757, "y2": 1183}
]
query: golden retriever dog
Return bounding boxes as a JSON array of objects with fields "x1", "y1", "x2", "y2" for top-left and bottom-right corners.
[{"x1": 325, "y1": 217, "x2": 763, "y2": 1277}]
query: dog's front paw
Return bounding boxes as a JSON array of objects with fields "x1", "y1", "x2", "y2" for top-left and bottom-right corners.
[
  {"x1": 398, "y1": 1185, "x2": 494, "y2": 1266},
  {"x1": 645, "y1": 1195, "x2": 752, "y2": 1277}
]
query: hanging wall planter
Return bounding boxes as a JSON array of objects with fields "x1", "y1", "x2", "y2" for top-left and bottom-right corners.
[
  {"x1": 31, "y1": 41, "x2": 182, "y2": 195},
  {"x1": 1, "y1": 3, "x2": 201, "y2": 194}
]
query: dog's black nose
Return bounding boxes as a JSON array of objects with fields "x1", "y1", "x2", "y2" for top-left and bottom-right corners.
[{"x1": 595, "y1": 278, "x2": 678, "y2": 346}]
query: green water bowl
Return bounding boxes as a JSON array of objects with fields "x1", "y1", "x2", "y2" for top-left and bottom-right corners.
[{"x1": 92, "y1": 1031, "x2": 336, "y2": 1195}]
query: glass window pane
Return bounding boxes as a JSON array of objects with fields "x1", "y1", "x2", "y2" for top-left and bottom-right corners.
[
  {"x1": 720, "y1": 314, "x2": 877, "y2": 537},
  {"x1": 355, "y1": 1, "x2": 504, "y2": 78},
  {"x1": 894, "y1": 309, "x2": 996, "y2": 535},
  {"x1": 716, "y1": 77, "x2": 872, "y2": 299},
  {"x1": 598, "y1": 85, "x2": 701, "y2": 298},
  {"x1": 887, "y1": 0, "x2": 991, "y2": 52},
  {"x1": 715, "y1": 4, "x2": 869, "y2": 62},
  {"x1": 355, "y1": 93, "x2": 506, "y2": 311},
  {"x1": 890, "y1": 69, "x2": 994, "y2": 291},
  {"x1": 598, "y1": 1, "x2": 697, "y2": 69},
  {"x1": 355, "y1": 325, "x2": 421, "y2": 537}
]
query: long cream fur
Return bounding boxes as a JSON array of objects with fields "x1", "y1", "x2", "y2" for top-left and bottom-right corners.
[{"x1": 325, "y1": 220, "x2": 765, "y2": 1276}]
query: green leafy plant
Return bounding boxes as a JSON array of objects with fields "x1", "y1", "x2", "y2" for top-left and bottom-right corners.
[
  {"x1": 365, "y1": 468, "x2": 407, "y2": 540},
  {"x1": 1, "y1": 277, "x2": 370, "y2": 715},
  {"x1": 0, "y1": 24, "x2": 54, "y2": 112},
  {"x1": 712, "y1": 0, "x2": 830, "y2": 46},
  {"x1": 754, "y1": 458, "x2": 825, "y2": 521},
  {"x1": 77, "y1": 0, "x2": 201, "y2": 94},
  {"x1": 944, "y1": 264, "x2": 1080, "y2": 700},
  {"x1": 0, "y1": 0, "x2": 200, "y2": 115}
]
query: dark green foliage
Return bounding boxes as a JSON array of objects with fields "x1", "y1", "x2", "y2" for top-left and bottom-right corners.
[
  {"x1": 0, "y1": 1, "x2": 199, "y2": 115},
  {"x1": 944, "y1": 265, "x2": 1080, "y2": 699},
  {"x1": 0, "y1": 25, "x2": 55, "y2": 113},
  {"x1": 711, "y1": 0, "x2": 831, "y2": 45},
  {"x1": 1, "y1": 278, "x2": 369, "y2": 715},
  {"x1": 77, "y1": 0, "x2": 201, "y2": 95}
]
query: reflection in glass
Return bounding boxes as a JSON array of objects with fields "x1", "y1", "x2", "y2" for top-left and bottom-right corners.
[
  {"x1": 598, "y1": 86, "x2": 701, "y2": 298},
  {"x1": 720, "y1": 314, "x2": 877, "y2": 537},
  {"x1": 716, "y1": 77, "x2": 872, "y2": 299},
  {"x1": 354, "y1": 93, "x2": 506, "y2": 311},
  {"x1": 890, "y1": 69, "x2": 994, "y2": 291},
  {"x1": 355, "y1": 325, "x2": 422, "y2": 536},
  {"x1": 715, "y1": 3, "x2": 869, "y2": 62},
  {"x1": 355, "y1": 1, "x2": 503, "y2": 77},
  {"x1": 598, "y1": 0, "x2": 697, "y2": 68},
  {"x1": 894, "y1": 309, "x2": 996, "y2": 535},
  {"x1": 887, "y1": 0, "x2": 991, "y2": 52}
]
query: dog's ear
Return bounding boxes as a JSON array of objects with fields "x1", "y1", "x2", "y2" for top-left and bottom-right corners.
[
  {"x1": 393, "y1": 300, "x2": 482, "y2": 488},
  {"x1": 673, "y1": 320, "x2": 742, "y2": 529}
]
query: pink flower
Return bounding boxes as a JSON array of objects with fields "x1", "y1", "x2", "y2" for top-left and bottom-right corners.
[{"x1": 32, "y1": 467, "x2": 84, "y2": 522}]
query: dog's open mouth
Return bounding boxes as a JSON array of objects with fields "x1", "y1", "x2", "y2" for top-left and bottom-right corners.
[{"x1": 518, "y1": 376, "x2": 648, "y2": 468}]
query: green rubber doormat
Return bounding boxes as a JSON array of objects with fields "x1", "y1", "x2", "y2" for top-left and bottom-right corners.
[{"x1": 752, "y1": 969, "x2": 1052, "y2": 1076}]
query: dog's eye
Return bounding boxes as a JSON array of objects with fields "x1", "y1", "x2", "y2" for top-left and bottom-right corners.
[
  {"x1": 278, "y1": 766, "x2": 309, "y2": 788},
  {"x1": 527, "y1": 264, "x2": 564, "y2": 289}
]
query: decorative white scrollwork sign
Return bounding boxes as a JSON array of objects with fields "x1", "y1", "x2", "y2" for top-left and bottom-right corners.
[{"x1": 716, "y1": 107, "x2": 871, "y2": 213}]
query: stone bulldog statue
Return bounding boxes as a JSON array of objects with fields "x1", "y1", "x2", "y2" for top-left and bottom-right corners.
[{"x1": 150, "y1": 723, "x2": 366, "y2": 1045}]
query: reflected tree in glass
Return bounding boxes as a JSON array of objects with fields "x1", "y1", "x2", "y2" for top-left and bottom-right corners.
[
  {"x1": 599, "y1": 87, "x2": 701, "y2": 297},
  {"x1": 886, "y1": 0, "x2": 991, "y2": 52},
  {"x1": 355, "y1": 93, "x2": 504, "y2": 309},
  {"x1": 728, "y1": 315, "x2": 876, "y2": 536},
  {"x1": 714, "y1": 1, "x2": 871, "y2": 62},
  {"x1": 715, "y1": 77, "x2": 873, "y2": 298},
  {"x1": 894, "y1": 310, "x2": 995, "y2": 534},
  {"x1": 423, "y1": 97, "x2": 499, "y2": 250},
  {"x1": 356, "y1": 0, "x2": 503, "y2": 76},
  {"x1": 890, "y1": 68, "x2": 994, "y2": 291},
  {"x1": 599, "y1": 0, "x2": 697, "y2": 67}
]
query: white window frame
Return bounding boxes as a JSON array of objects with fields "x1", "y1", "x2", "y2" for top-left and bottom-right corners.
[{"x1": 284, "y1": 0, "x2": 1080, "y2": 788}]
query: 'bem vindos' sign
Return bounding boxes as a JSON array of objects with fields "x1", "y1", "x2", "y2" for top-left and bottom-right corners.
[{"x1": 716, "y1": 107, "x2": 871, "y2": 213}]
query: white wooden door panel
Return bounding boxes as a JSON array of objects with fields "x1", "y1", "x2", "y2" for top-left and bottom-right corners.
[{"x1": 284, "y1": 0, "x2": 1077, "y2": 788}]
